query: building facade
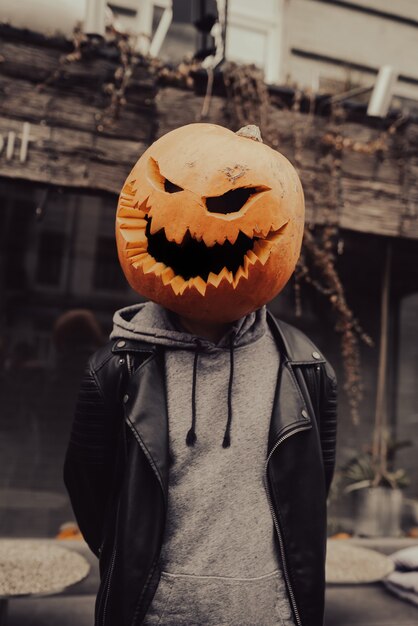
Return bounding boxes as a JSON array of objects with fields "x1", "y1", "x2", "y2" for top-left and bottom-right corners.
[{"x1": 1, "y1": 7, "x2": 418, "y2": 537}]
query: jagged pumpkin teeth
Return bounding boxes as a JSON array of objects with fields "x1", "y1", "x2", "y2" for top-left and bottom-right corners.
[
  {"x1": 119, "y1": 207, "x2": 147, "y2": 219},
  {"x1": 246, "y1": 250, "x2": 259, "y2": 265},
  {"x1": 166, "y1": 231, "x2": 186, "y2": 245},
  {"x1": 207, "y1": 271, "x2": 221, "y2": 287},
  {"x1": 132, "y1": 261, "x2": 144, "y2": 270},
  {"x1": 120, "y1": 193, "x2": 135, "y2": 203},
  {"x1": 243, "y1": 256, "x2": 252, "y2": 273},
  {"x1": 225, "y1": 231, "x2": 240, "y2": 245},
  {"x1": 201, "y1": 232, "x2": 216, "y2": 247},
  {"x1": 237, "y1": 223, "x2": 255, "y2": 239},
  {"x1": 141, "y1": 256, "x2": 158, "y2": 273},
  {"x1": 126, "y1": 247, "x2": 148, "y2": 258},
  {"x1": 253, "y1": 240, "x2": 272, "y2": 265},
  {"x1": 126, "y1": 239, "x2": 147, "y2": 251},
  {"x1": 134, "y1": 199, "x2": 150, "y2": 212},
  {"x1": 189, "y1": 277, "x2": 207, "y2": 296},
  {"x1": 119, "y1": 218, "x2": 147, "y2": 230},
  {"x1": 116, "y1": 123, "x2": 305, "y2": 323},
  {"x1": 154, "y1": 262, "x2": 167, "y2": 276},
  {"x1": 257, "y1": 238, "x2": 275, "y2": 250},
  {"x1": 207, "y1": 269, "x2": 233, "y2": 287},
  {"x1": 233, "y1": 266, "x2": 249, "y2": 288},
  {"x1": 144, "y1": 261, "x2": 165, "y2": 276},
  {"x1": 149, "y1": 220, "x2": 163, "y2": 235},
  {"x1": 132, "y1": 253, "x2": 150, "y2": 268},
  {"x1": 170, "y1": 275, "x2": 186, "y2": 295},
  {"x1": 217, "y1": 268, "x2": 233, "y2": 284},
  {"x1": 161, "y1": 267, "x2": 176, "y2": 285},
  {"x1": 120, "y1": 229, "x2": 147, "y2": 244},
  {"x1": 132, "y1": 230, "x2": 147, "y2": 244},
  {"x1": 267, "y1": 224, "x2": 288, "y2": 243}
]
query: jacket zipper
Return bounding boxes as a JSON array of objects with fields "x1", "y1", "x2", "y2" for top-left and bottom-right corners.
[
  {"x1": 97, "y1": 496, "x2": 122, "y2": 626},
  {"x1": 100, "y1": 544, "x2": 117, "y2": 626},
  {"x1": 264, "y1": 423, "x2": 312, "y2": 626}
]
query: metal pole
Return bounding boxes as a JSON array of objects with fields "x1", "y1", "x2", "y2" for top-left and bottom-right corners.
[{"x1": 372, "y1": 240, "x2": 392, "y2": 481}]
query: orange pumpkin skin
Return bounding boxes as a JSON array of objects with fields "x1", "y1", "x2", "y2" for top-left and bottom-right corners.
[{"x1": 116, "y1": 123, "x2": 305, "y2": 323}]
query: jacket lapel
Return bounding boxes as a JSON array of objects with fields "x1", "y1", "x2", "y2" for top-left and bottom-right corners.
[
  {"x1": 267, "y1": 361, "x2": 312, "y2": 454},
  {"x1": 266, "y1": 311, "x2": 331, "y2": 455},
  {"x1": 123, "y1": 347, "x2": 170, "y2": 501}
]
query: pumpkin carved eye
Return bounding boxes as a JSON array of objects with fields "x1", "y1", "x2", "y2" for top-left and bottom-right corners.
[
  {"x1": 148, "y1": 157, "x2": 183, "y2": 193},
  {"x1": 164, "y1": 179, "x2": 183, "y2": 194},
  {"x1": 206, "y1": 186, "x2": 269, "y2": 215}
]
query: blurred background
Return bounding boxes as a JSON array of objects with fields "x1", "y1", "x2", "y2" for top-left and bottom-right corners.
[{"x1": 0, "y1": 1, "x2": 418, "y2": 624}]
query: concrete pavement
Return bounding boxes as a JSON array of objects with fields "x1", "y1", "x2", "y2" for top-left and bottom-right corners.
[{"x1": 3, "y1": 539, "x2": 418, "y2": 626}]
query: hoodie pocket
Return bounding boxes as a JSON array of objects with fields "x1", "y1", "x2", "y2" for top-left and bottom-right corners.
[{"x1": 143, "y1": 569, "x2": 295, "y2": 626}]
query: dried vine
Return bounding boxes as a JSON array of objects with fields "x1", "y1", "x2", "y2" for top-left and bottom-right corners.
[
  {"x1": 37, "y1": 20, "x2": 143, "y2": 131},
  {"x1": 223, "y1": 62, "x2": 374, "y2": 424},
  {"x1": 98, "y1": 29, "x2": 135, "y2": 129},
  {"x1": 36, "y1": 23, "x2": 89, "y2": 89},
  {"x1": 299, "y1": 227, "x2": 373, "y2": 424}
]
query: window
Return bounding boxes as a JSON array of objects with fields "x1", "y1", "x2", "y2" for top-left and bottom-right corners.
[
  {"x1": 36, "y1": 230, "x2": 66, "y2": 286},
  {"x1": 93, "y1": 235, "x2": 127, "y2": 291}
]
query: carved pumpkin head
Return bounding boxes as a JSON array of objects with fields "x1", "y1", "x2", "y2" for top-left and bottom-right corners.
[{"x1": 116, "y1": 123, "x2": 304, "y2": 323}]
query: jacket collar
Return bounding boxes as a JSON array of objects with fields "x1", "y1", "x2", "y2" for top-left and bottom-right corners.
[
  {"x1": 111, "y1": 339, "x2": 156, "y2": 355},
  {"x1": 266, "y1": 312, "x2": 320, "y2": 454},
  {"x1": 266, "y1": 311, "x2": 325, "y2": 365},
  {"x1": 111, "y1": 313, "x2": 326, "y2": 365}
]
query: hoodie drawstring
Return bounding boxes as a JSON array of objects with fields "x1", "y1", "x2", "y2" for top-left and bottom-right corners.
[
  {"x1": 186, "y1": 334, "x2": 235, "y2": 448},
  {"x1": 222, "y1": 334, "x2": 235, "y2": 448},
  {"x1": 186, "y1": 342, "x2": 200, "y2": 446}
]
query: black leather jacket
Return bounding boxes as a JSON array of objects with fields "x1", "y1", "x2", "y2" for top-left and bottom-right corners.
[{"x1": 64, "y1": 312, "x2": 337, "y2": 626}]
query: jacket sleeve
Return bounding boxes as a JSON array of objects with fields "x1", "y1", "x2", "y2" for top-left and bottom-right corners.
[
  {"x1": 318, "y1": 362, "x2": 338, "y2": 497},
  {"x1": 63, "y1": 355, "x2": 124, "y2": 556}
]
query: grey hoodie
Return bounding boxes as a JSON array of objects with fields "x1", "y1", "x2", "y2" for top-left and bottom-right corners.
[{"x1": 111, "y1": 302, "x2": 295, "y2": 626}]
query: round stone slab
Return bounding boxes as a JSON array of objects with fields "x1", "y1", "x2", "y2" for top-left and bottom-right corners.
[
  {"x1": 326, "y1": 540, "x2": 394, "y2": 584},
  {"x1": 0, "y1": 540, "x2": 90, "y2": 598}
]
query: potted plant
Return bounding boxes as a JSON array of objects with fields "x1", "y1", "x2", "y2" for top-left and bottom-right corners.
[{"x1": 342, "y1": 438, "x2": 411, "y2": 537}]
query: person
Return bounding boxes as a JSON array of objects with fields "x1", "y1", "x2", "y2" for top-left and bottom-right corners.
[{"x1": 64, "y1": 123, "x2": 337, "y2": 626}]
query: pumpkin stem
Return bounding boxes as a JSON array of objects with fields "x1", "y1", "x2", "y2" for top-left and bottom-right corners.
[{"x1": 236, "y1": 125, "x2": 263, "y2": 143}]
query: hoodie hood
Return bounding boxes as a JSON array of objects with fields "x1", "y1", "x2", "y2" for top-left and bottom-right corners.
[
  {"x1": 110, "y1": 301, "x2": 270, "y2": 449},
  {"x1": 110, "y1": 301, "x2": 268, "y2": 351}
]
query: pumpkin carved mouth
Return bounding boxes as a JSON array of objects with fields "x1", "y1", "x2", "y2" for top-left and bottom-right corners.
[
  {"x1": 118, "y1": 186, "x2": 288, "y2": 296},
  {"x1": 145, "y1": 215, "x2": 257, "y2": 282}
]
